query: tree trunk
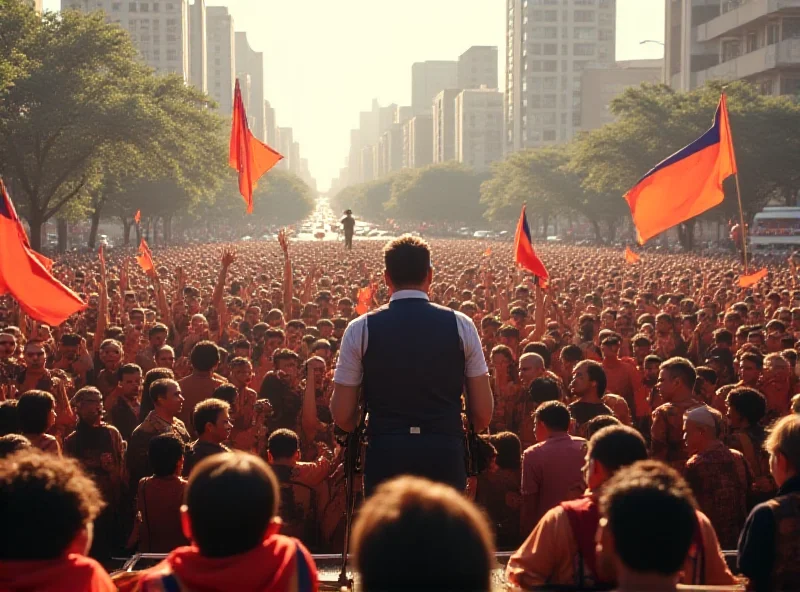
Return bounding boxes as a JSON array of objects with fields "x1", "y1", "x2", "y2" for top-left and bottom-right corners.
[
  {"x1": 605, "y1": 219, "x2": 617, "y2": 242},
  {"x1": 541, "y1": 212, "x2": 550, "y2": 238},
  {"x1": 135, "y1": 221, "x2": 141, "y2": 245},
  {"x1": 591, "y1": 219, "x2": 602, "y2": 242},
  {"x1": 164, "y1": 215, "x2": 173, "y2": 244},
  {"x1": 122, "y1": 219, "x2": 132, "y2": 246},
  {"x1": 28, "y1": 210, "x2": 45, "y2": 253},
  {"x1": 88, "y1": 210, "x2": 101, "y2": 249},
  {"x1": 56, "y1": 219, "x2": 68, "y2": 253},
  {"x1": 677, "y1": 221, "x2": 695, "y2": 251}
]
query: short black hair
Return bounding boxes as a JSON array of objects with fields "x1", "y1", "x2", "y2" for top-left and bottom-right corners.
[
  {"x1": 272, "y1": 348, "x2": 300, "y2": 367},
  {"x1": 383, "y1": 235, "x2": 431, "y2": 287},
  {"x1": 585, "y1": 415, "x2": 621, "y2": 439},
  {"x1": 60, "y1": 333, "x2": 81, "y2": 346},
  {"x1": 582, "y1": 360, "x2": 608, "y2": 396},
  {"x1": 267, "y1": 428, "x2": 300, "y2": 461},
  {"x1": 211, "y1": 384, "x2": 238, "y2": 406},
  {"x1": 0, "y1": 399, "x2": 20, "y2": 437},
  {"x1": 523, "y1": 341, "x2": 551, "y2": 368},
  {"x1": 16, "y1": 390, "x2": 55, "y2": 435},
  {"x1": 726, "y1": 387, "x2": 766, "y2": 426},
  {"x1": 193, "y1": 398, "x2": 230, "y2": 436},
  {"x1": 528, "y1": 376, "x2": 560, "y2": 406},
  {"x1": 600, "y1": 461, "x2": 697, "y2": 576},
  {"x1": 0, "y1": 434, "x2": 31, "y2": 459},
  {"x1": 148, "y1": 323, "x2": 169, "y2": 338},
  {"x1": 488, "y1": 432, "x2": 521, "y2": 472},
  {"x1": 695, "y1": 366, "x2": 717, "y2": 386},
  {"x1": 588, "y1": 425, "x2": 648, "y2": 474},
  {"x1": 560, "y1": 344, "x2": 584, "y2": 363},
  {"x1": 0, "y1": 450, "x2": 104, "y2": 559},
  {"x1": 186, "y1": 452, "x2": 278, "y2": 558},
  {"x1": 660, "y1": 357, "x2": 696, "y2": 390},
  {"x1": 740, "y1": 351, "x2": 764, "y2": 370},
  {"x1": 117, "y1": 362, "x2": 142, "y2": 381},
  {"x1": 644, "y1": 354, "x2": 662, "y2": 367},
  {"x1": 150, "y1": 379, "x2": 178, "y2": 405},
  {"x1": 535, "y1": 401, "x2": 571, "y2": 432},
  {"x1": 190, "y1": 340, "x2": 221, "y2": 372},
  {"x1": 149, "y1": 434, "x2": 185, "y2": 477},
  {"x1": 352, "y1": 476, "x2": 494, "y2": 592}
]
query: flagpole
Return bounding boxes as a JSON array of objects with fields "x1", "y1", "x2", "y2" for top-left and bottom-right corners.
[{"x1": 722, "y1": 91, "x2": 749, "y2": 275}]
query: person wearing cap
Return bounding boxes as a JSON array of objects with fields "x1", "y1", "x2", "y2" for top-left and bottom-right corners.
[
  {"x1": 63, "y1": 386, "x2": 125, "y2": 561},
  {"x1": 341, "y1": 209, "x2": 355, "y2": 250},
  {"x1": 683, "y1": 405, "x2": 751, "y2": 550}
]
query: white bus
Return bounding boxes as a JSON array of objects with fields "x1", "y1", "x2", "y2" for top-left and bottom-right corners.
[{"x1": 750, "y1": 207, "x2": 800, "y2": 251}]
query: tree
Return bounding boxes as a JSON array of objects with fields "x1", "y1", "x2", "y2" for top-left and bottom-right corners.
[
  {"x1": 251, "y1": 170, "x2": 314, "y2": 225},
  {"x1": 0, "y1": 8, "x2": 192, "y2": 250}
]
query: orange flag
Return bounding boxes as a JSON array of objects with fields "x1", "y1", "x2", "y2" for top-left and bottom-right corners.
[
  {"x1": 625, "y1": 94, "x2": 737, "y2": 244},
  {"x1": 0, "y1": 179, "x2": 86, "y2": 325},
  {"x1": 229, "y1": 79, "x2": 283, "y2": 213},
  {"x1": 355, "y1": 284, "x2": 374, "y2": 316},
  {"x1": 739, "y1": 268, "x2": 768, "y2": 288},
  {"x1": 514, "y1": 205, "x2": 549, "y2": 281},
  {"x1": 483, "y1": 247, "x2": 492, "y2": 257},
  {"x1": 624, "y1": 246, "x2": 641, "y2": 264},
  {"x1": 135, "y1": 238, "x2": 155, "y2": 274},
  {"x1": 134, "y1": 210, "x2": 141, "y2": 224}
]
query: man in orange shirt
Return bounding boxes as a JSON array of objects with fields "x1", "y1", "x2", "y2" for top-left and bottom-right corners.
[{"x1": 178, "y1": 341, "x2": 227, "y2": 437}]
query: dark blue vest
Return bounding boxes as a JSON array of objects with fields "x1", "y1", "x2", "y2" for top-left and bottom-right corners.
[{"x1": 362, "y1": 298, "x2": 466, "y2": 437}]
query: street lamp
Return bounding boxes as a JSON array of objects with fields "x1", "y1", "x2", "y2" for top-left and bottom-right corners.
[
  {"x1": 640, "y1": 40, "x2": 665, "y2": 46},
  {"x1": 640, "y1": 40, "x2": 667, "y2": 85}
]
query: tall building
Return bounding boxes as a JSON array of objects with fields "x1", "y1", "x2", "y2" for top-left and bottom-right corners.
[
  {"x1": 264, "y1": 100, "x2": 277, "y2": 146},
  {"x1": 580, "y1": 59, "x2": 662, "y2": 131},
  {"x1": 666, "y1": 0, "x2": 800, "y2": 96},
  {"x1": 394, "y1": 105, "x2": 413, "y2": 125},
  {"x1": 63, "y1": 0, "x2": 190, "y2": 81},
  {"x1": 188, "y1": 0, "x2": 206, "y2": 93},
  {"x1": 411, "y1": 60, "x2": 458, "y2": 115},
  {"x1": 404, "y1": 114, "x2": 433, "y2": 169},
  {"x1": 505, "y1": 0, "x2": 616, "y2": 152},
  {"x1": 433, "y1": 89, "x2": 459, "y2": 164},
  {"x1": 235, "y1": 31, "x2": 265, "y2": 140},
  {"x1": 458, "y1": 46, "x2": 499, "y2": 90},
  {"x1": 290, "y1": 141, "x2": 301, "y2": 175},
  {"x1": 454, "y1": 88, "x2": 504, "y2": 172},
  {"x1": 378, "y1": 124, "x2": 403, "y2": 176},
  {"x1": 206, "y1": 6, "x2": 235, "y2": 115},
  {"x1": 277, "y1": 127, "x2": 293, "y2": 171},
  {"x1": 348, "y1": 129, "x2": 363, "y2": 183},
  {"x1": 360, "y1": 145, "x2": 375, "y2": 182}
]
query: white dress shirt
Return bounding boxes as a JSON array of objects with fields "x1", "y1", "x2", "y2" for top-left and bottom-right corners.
[{"x1": 333, "y1": 289, "x2": 488, "y2": 387}]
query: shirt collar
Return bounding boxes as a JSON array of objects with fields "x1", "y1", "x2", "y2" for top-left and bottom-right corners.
[
  {"x1": 778, "y1": 474, "x2": 800, "y2": 496},
  {"x1": 389, "y1": 289, "x2": 429, "y2": 302}
]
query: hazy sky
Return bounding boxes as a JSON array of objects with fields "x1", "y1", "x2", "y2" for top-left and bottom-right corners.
[{"x1": 43, "y1": 0, "x2": 666, "y2": 191}]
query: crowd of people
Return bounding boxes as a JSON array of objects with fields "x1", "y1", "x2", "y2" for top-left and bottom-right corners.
[{"x1": 2, "y1": 233, "x2": 800, "y2": 591}]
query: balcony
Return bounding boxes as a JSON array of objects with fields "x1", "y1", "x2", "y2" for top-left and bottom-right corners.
[
  {"x1": 694, "y1": 37, "x2": 800, "y2": 85},
  {"x1": 697, "y1": 0, "x2": 800, "y2": 42}
]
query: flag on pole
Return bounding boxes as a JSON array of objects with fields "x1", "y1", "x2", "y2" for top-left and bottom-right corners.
[
  {"x1": 483, "y1": 247, "x2": 492, "y2": 257},
  {"x1": 739, "y1": 268, "x2": 768, "y2": 288},
  {"x1": 625, "y1": 94, "x2": 738, "y2": 244},
  {"x1": 355, "y1": 284, "x2": 374, "y2": 316},
  {"x1": 98, "y1": 244, "x2": 105, "y2": 267},
  {"x1": 624, "y1": 246, "x2": 641, "y2": 264},
  {"x1": 514, "y1": 204, "x2": 549, "y2": 283},
  {"x1": 136, "y1": 238, "x2": 155, "y2": 274},
  {"x1": 0, "y1": 179, "x2": 86, "y2": 325},
  {"x1": 229, "y1": 79, "x2": 283, "y2": 213},
  {"x1": 134, "y1": 210, "x2": 141, "y2": 225}
]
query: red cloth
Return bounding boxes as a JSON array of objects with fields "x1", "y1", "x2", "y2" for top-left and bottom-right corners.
[
  {"x1": 0, "y1": 554, "x2": 115, "y2": 592},
  {"x1": 136, "y1": 238, "x2": 155, "y2": 274},
  {"x1": 138, "y1": 534, "x2": 318, "y2": 592},
  {"x1": 229, "y1": 79, "x2": 283, "y2": 213},
  {"x1": 561, "y1": 496, "x2": 605, "y2": 584},
  {"x1": 0, "y1": 180, "x2": 86, "y2": 325},
  {"x1": 513, "y1": 205, "x2": 549, "y2": 282}
]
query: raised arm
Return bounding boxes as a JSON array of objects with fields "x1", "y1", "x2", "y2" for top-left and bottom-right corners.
[
  {"x1": 212, "y1": 248, "x2": 236, "y2": 310},
  {"x1": 302, "y1": 357, "x2": 325, "y2": 441},
  {"x1": 93, "y1": 254, "x2": 109, "y2": 353},
  {"x1": 278, "y1": 229, "x2": 293, "y2": 316}
]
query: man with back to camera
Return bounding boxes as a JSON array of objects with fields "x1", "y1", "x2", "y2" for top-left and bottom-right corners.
[
  {"x1": 331, "y1": 235, "x2": 494, "y2": 496},
  {"x1": 341, "y1": 210, "x2": 355, "y2": 250}
]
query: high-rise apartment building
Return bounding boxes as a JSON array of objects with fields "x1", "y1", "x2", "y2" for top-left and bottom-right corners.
[
  {"x1": 455, "y1": 88, "x2": 504, "y2": 172},
  {"x1": 433, "y1": 89, "x2": 459, "y2": 163},
  {"x1": 206, "y1": 6, "x2": 235, "y2": 115},
  {"x1": 235, "y1": 31, "x2": 265, "y2": 140},
  {"x1": 666, "y1": 0, "x2": 800, "y2": 96},
  {"x1": 458, "y1": 46, "x2": 499, "y2": 90},
  {"x1": 580, "y1": 59, "x2": 662, "y2": 130},
  {"x1": 411, "y1": 60, "x2": 458, "y2": 115},
  {"x1": 264, "y1": 100, "x2": 277, "y2": 146},
  {"x1": 404, "y1": 114, "x2": 434, "y2": 169},
  {"x1": 277, "y1": 127, "x2": 293, "y2": 171},
  {"x1": 63, "y1": 0, "x2": 190, "y2": 81},
  {"x1": 506, "y1": 0, "x2": 616, "y2": 152},
  {"x1": 188, "y1": 0, "x2": 206, "y2": 93}
]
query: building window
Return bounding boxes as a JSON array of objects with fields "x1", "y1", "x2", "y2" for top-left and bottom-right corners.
[
  {"x1": 598, "y1": 28, "x2": 613, "y2": 41},
  {"x1": 543, "y1": 94, "x2": 556, "y2": 108},
  {"x1": 167, "y1": 48, "x2": 177, "y2": 61},
  {"x1": 166, "y1": 2, "x2": 173, "y2": 10},
  {"x1": 574, "y1": 27, "x2": 595, "y2": 40},
  {"x1": 140, "y1": 2, "x2": 148, "y2": 10},
  {"x1": 574, "y1": 0, "x2": 595, "y2": 4},
  {"x1": 152, "y1": 2, "x2": 159, "y2": 10},
  {"x1": 111, "y1": 2, "x2": 121, "y2": 10},
  {"x1": 574, "y1": 10, "x2": 595, "y2": 23},
  {"x1": 543, "y1": 10, "x2": 557, "y2": 22},
  {"x1": 543, "y1": 43, "x2": 557, "y2": 55},
  {"x1": 767, "y1": 22, "x2": 779, "y2": 45},
  {"x1": 544, "y1": 60, "x2": 558, "y2": 72},
  {"x1": 574, "y1": 43, "x2": 595, "y2": 56},
  {"x1": 128, "y1": 2, "x2": 136, "y2": 11},
  {"x1": 543, "y1": 130, "x2": 556, "y2": 141}
]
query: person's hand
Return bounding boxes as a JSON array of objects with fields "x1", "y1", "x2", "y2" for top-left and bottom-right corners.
[
  {"x1": 222, "y1": 249, "x2": 236, "y2": 268},
  {"x1": 278, "y1": 229, "x2": 289, "y2": 255},
  {"x1": 306, "y1": 356, "x2": 325, "y2": 375}
]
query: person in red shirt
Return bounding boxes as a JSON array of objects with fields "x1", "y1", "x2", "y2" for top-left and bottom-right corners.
[
  {"x1": 0, "y1": 449, "x2": 115, "y2": 592},
  {"x1": 132, "y1": 451, "x2": 318, "y2": 592}
]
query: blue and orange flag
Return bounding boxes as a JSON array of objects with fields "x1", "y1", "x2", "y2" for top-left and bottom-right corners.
[
  {"x1": 229, "y1": 79, "x2": 283, "y2": 213},
  {"x1": 514, "y1": 204, "x2": 549, "y2": 283},
  {"x1": 0, "y1": 179, "x2": 85, "y2": 325},
  {"x1": 625, "y1": 94, "x2": 738, "y2": 244}
]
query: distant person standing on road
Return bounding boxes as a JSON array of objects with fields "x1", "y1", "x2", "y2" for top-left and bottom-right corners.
[{"x1": 341, "y1": 210, "x2": 355, "y2": 250}]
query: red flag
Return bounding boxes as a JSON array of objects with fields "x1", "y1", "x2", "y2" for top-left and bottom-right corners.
[
  {"x1": 514, "y1": 205, "x2": 549, "y2": 281},
  {"x1": 625, "y1": 95, "x2": 737, "y2": 244},
  {"x1": 134, "y1": 210, "x2": 141, "y2": 224},
  {"x1": 624, "y1": 246, "x2": 641, "y2": 264},
  {"x1": 739, "y1": 268, "x2": 768, "y2": 288},
  {"x1": 355, "y1": 284, "x2": 374, "y2": 316},
  {"x1": 0, "y1": 180, "x2": 86, "y2": 325},
  {"x1": 229, "y1": 79, "x2": 283, "y2": 213},
  {"x1": 135, "y1": 238, "x2": 155, "y2": 274}
]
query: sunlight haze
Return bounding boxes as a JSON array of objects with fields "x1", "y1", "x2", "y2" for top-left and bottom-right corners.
[{"x1": 43, "y1": 0, "x2": 666, "y2": 192}]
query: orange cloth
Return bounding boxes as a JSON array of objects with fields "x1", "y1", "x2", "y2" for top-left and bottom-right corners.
[
  {"x1": 136, "y1": 238, "x2": 155, "y2": 274},
  {"x1": 739, "y1": 268, "x2": 768, "y2": 288},
  {"x1": 514, "y1": 204, "x2": 549, "y2": 281},
  {"x1": 229, "y1": 79, "x2": 283, "y2": 213},
  {"x1": 355, "y1": 284, "x2": 374, "y2": 316},
  {"x1": 625, "y1": 94, "x2": 737, "y2": 244},
  {"x1": 134, "y1": 210, "x2": 141, "y2": 224},
  {"x1": 0, "y1": 554, "x2": 115, "y2": 592},
  {"x1": 624, "y1": 246, "x2": 640, "y2": 264},
  {"x1": 0, "y1": 180, "x2": 86, "y2": 325}
]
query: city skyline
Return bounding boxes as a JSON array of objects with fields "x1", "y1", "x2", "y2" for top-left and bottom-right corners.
[{"x1": 43, "y1": 0, "x2": 666, "y2": 192}]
